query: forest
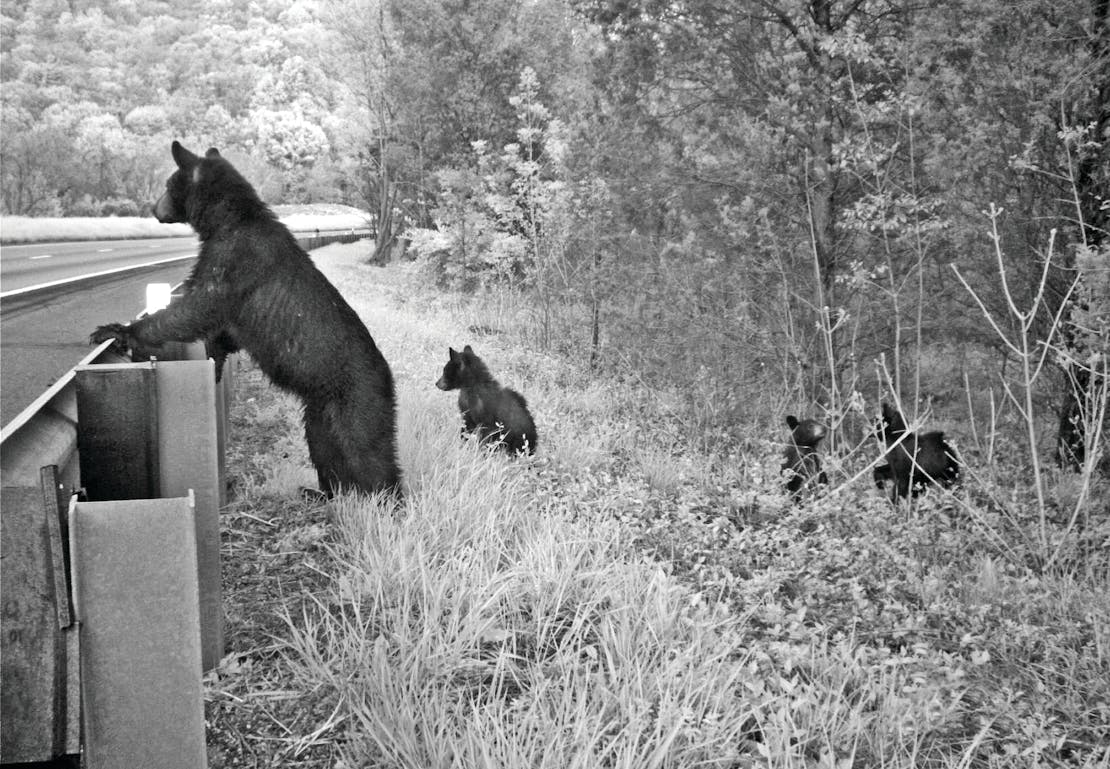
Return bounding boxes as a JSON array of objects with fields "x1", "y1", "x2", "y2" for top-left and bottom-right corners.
[
  {"x1": 2, "y1": 0, "x2": 1109, "y2": 765},
  {"x1": 3, "y1": 0, "x2": 1107, "y2": 463}
]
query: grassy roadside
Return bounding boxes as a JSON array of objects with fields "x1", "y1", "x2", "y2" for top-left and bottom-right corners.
[{"x1": 206, "y1": 242, "x2": 1110, "y2": 768}]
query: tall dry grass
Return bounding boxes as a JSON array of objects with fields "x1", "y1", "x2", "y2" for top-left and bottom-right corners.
[{"x1": 221, "y1": 242, "x2": 1109, "y2": 768}]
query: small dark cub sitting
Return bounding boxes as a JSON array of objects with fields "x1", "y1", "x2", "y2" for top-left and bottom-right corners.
[
  {"x1": 781, "y1": 415, "x2": 829, "y2": 500},
  {"x1": 875, "y1": 402, "x2": 959, "y2": 500},
  {"x1": 436, "y1": 345, "x2": 537, "y2": 455}
]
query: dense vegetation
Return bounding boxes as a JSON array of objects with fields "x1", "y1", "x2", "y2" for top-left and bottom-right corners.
[
  {"x1": 212, "y1": 244, "x2": 1109, "y2": 768},
  {"x1": 2, "y1": 2, "x2": 1107, "y2": 763},
  {"x1": 3, "y1": 0, "x2": 1106, "y2": 462}
]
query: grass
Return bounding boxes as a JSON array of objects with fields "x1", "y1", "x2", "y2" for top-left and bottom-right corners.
[
  {"x1": 206, "y1": 242, "x2": 1110, "y2": 768},
  {"x1": 0, "y1": 204, "x2": 370, "y2": 244}
]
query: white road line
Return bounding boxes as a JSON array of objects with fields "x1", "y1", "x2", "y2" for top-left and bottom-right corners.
[
  {"x1": 0, "y1": 253, "x2": 196, "y2": 299},
  {"x1": 29, "y1": 254, "x2": 53, "y2": 260},
  {"x1": 97, "y1": 248, "x2": 114, "y2": 253}
]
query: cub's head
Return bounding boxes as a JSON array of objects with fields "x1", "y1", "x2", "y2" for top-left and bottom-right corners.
[
  {"x1": 785, "y1": 415, "x2": 827, "y2": 448},
  {"x1": 435, "y1": 345, "x2": 490, "y2": 390},
  {"x1": 877, "y1": 402, "x2": 907, "y2": 441},
  {"x1": 435, "y1": 347, "x2": 462, "y2": 391},
  {"x1": 153, "y1": 141, "x2": 223, "y2": 225}
]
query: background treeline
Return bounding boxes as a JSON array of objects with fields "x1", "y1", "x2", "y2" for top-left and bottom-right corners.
[{"x1": 2, "y1": 0, "x2": 1107, "y2": 464}]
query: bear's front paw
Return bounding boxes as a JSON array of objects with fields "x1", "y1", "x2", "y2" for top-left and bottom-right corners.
[{"x1": 90, "y1": 322, "x2": 132, "y2": 351}]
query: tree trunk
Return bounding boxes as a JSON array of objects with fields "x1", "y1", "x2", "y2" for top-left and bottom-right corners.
[
  {"x1": 590, "y1": 246, "x2": 602, "y2": 370},
  {"x1": 1056, "y1": 0, "x2": 1109, "y2": 470}
]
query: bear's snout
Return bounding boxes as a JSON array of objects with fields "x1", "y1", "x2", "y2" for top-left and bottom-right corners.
[{"x1": 153, "y1": 191, "x2": 179, "y2": 223}]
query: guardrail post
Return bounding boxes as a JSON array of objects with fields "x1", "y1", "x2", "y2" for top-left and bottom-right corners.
[
  {"x1": 69, "y1": 491, "x2": 206, "y2": 768},
  {"x1": 75, "y1": 365, "x2": 160, "y2": 501},
  {"x1": 167, "y1": 339, "x2": 232, "y2": 507},
  {"x1": 75, "y1": 360, "x2": 224, "y2": 671},
  {"x1": 0, "y1": 467, "x2": 80, "y2": 762},
  {"x1": 1, "y1": 238, "x2": 372, "y2": 762}
]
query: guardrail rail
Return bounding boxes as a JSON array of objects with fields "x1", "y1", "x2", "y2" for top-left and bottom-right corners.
[{"x1": 0, "y1": 231, "x2": 367, "y2": 765}]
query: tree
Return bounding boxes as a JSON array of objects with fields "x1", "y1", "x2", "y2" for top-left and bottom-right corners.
[
  {"x1": 0, "y1": 124, "x2": 72, "y2": 215},
  {"x1": 326, "y1": 0, "x2": 405, "y2": 263},
  {"x1": 1055, "y1": 0, "x2": 1110, "y2": 470},
  {"x1": 574, "y1": 1, "x2": 934, "y2": 406}
]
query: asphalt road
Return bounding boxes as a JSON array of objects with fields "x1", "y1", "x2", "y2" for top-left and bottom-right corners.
[
  {"x1": 1, "y1": 239, "x2": 198, "y2": 427},
  {"x1": 1, "y1": 236, "x2": 197, "y2": 292}
]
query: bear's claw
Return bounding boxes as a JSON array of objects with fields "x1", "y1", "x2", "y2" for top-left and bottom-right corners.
[{"x1": 90, "y1": 323, "x2": 131, "y2": 350}]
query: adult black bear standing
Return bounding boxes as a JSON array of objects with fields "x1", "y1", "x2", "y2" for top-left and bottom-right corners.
[
  {"x1": 435, "y1": 345, "x2": 537, "y2": 455},
  {"x1": 91, "y1": 141, "x2": 400, "y2": 498},
  {"x1": 875, "y1": 402, "x2": 959, "y2": 500},
  {"x1": 781, "y1": 415, "x2": 829, "y2": 501}
]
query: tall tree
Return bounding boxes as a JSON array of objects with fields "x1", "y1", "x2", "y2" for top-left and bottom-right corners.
[
  {"x1": 576, "y1": 0, "x2": 932, "y2": 406},
  {"x1": 327, "y1": 0, "x2": 414, "y2": 263},
  {"x1": 1056, "y1": 0, "x2": 1110, "y2": 469}
]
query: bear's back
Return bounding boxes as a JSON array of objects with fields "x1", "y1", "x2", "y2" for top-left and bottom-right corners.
[
  {"x1": 203, "y1": 223, "x2": 391, "y2": 403},
  {"x1": 459, "y1": 381, "x2": 537, "y2": 454}
]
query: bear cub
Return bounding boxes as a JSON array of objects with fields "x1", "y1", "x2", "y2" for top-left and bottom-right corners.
[
  {"x1": 875, "y1": 402, "x2": 959, "y2": 500},
  {"x1": 781, "y1": 415, "x2": 830, "y2": 500},
  {"x1": 91, "y1": 141, "x2": 400, "y2": 498},
  {"x1": 436, "y1": 345, "x2": 537, "y2": 455}
]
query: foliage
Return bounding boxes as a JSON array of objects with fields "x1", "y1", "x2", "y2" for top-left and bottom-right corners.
[
  {"x1": 1, "y1": 0, "x2": 346, "y2": 212},
  {"x1": 5, "y1": 0, "x2": 1106, "y2": 760},
  {"x1": 407, "y1": 68, "x2": 576, "y2": 292},
  {"x1": 4, "y1": 0, "x2": 1103, "y2": 518},
  {"x1": 209, "y1": 247, "x2": 1110, "y2": 767},
  {"x1": 317, "y1": 0, "x2": 594, "y2": 259},
  {"x1": 408, "y1": 165, "x2": 529, "y2": 290}
]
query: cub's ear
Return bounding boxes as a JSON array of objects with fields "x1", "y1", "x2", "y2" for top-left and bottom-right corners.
[
  {"x1": 205, "y1": 147, "x2": 221, "y2": 158},
  {"x1": 171, "y1": 140, "x2": 199, "y2": 169},
  {"x1": 786, "y1": 415, "x2": 799, "y2": 430},
  {"x1": 462, "y1": 344, "x2": 474, "y2": 355},
  {"x1": 448, "y1": 347, "x2": 459, "y2": 359}
]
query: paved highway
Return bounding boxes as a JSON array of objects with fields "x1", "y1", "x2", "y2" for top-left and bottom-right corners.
[
  {"x1": 1, "y1": 238, "x2": 199, "y2": 427},
  {"x1": 1, "y1": 236, "x2": 198, "y2": 293}
]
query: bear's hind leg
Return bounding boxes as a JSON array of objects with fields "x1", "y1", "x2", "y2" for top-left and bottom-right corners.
[
  {"x1": 304, "y1": 404, "x2": 346, "y2": 498},
  {"x1": 329, "y1": 400, "x2": 401, "y2": 496}
]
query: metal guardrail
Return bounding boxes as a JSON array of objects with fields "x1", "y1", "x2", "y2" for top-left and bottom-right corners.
[
  {"x1": 293, "y1": 229, "x2": 369, "y2": 251},
  {"x1": 0, "y1": 341, "x2": 123, "y2": 486},
  {"x1": 0, "y1": 231, "x2": 367, "y2": 450},
  {"x1": 0, "y1": 231, "x2": 368, "y2": 764}
]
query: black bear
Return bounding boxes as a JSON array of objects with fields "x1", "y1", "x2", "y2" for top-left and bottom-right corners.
[
  {"x1": 206, "y1": 328, "x2": 239, "y2": 383},
  {"x1": 435, "y1": 345, "x2": 537, "y2": 455},
  {"x1": 872, "y1": 462, "x2": 893, "y2": 489},
  {"x1": 875, "y1": 402, "x2": 959, "y2": 500},
  {"x1": 91, "y1": 141, "x2": 400, "y2": 498},
  {"x1": 781, "y1": 415, "x2": 829, "y2": 500}
]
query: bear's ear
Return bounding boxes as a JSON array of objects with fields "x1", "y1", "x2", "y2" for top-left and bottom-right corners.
[
  {"x1": 171, "y1": 140, "x2": 199, "y2": 170},
  {"x1": 463, "y1": 344, "x2": 474, "y2": 355},
  {"x1": 448, "y1": 347, "x2": 459, "y2": 359},
  {"x1": 205, "y1": 147, "x2": 221, "y2": 158},
  {"x1": 786, "y1": 415, "x2": 799, "y2": 430}
]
